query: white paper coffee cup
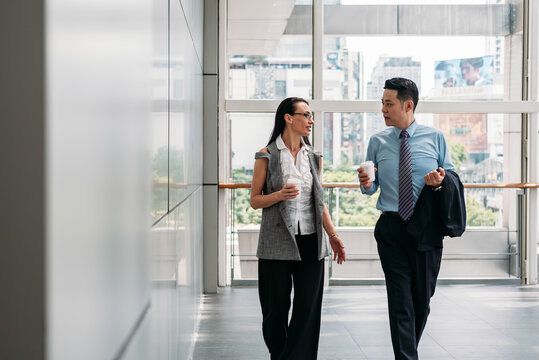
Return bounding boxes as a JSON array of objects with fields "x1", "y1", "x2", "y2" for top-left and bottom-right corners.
[
  {"x1": 286, "y1": 178, "x2": 302, "y2": 198},
  {"x1": 360, "y1": 161, "x2": 375, "y2": 182}
]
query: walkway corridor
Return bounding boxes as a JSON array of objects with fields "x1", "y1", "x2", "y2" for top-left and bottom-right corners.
[{"x1": 193, "y1": 284, "x2": 539, "y2": 360}]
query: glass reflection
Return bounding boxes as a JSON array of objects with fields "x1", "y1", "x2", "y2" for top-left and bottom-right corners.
[
  {"x1": 151, "y1": 0, "x2": 169, "y2": 223},
  {"x1": 169, "y1": 1, "x2": 188, "y2": 207}
]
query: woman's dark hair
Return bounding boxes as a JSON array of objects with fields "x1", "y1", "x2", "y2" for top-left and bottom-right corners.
[
  {"x1": 384, "y1": 77, "x2": 419, "y2": 113},
  {"x1": 267, "y1": 97, "x2": 311, "y2": 146}
]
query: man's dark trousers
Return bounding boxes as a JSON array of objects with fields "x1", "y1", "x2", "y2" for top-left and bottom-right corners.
[{"x1": 374, "y1": 213, "x2": 442, "y2": 360}]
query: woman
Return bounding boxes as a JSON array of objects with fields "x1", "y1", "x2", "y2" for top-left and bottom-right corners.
[{"x1": 250, "y1": 97, "x2": 346, "y2": 360}]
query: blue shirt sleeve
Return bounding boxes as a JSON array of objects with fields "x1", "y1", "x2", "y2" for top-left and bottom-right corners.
[
  {"x1": 361, "y1": 137, "x2": 379, "y2": 195},
  {"x1": 438, "y1": 132, "x2": 455, "y2": 171}
]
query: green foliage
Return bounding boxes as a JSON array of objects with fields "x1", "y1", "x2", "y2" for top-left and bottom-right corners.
[
  {"x1": 327, "y1": 188, "x2": 380, "y2": 226},
  {"x1": 233, "y1": 188, "x2": 262, "y2": 225},
  {"x1": 322, "y1": 160, "x2": 357, "y2": 183},
  {"x1": 466, "y1": 195, "x2": 499, "y2": 226},
  {"x1": 232, "y1": 167, "x2": 252, "y2": 182},
  {"x1": 232, "y1": 166, "x2": 380, "y2": 227},
  {"x1": 231, "y1": 168, "x2": 260, "y2": 225},
  {"x1": 231, "y1": 162, "x2": 500, "y2": 228},
  {"x1": 449, "y1": 142, "x2": 468, "y2": 172}
]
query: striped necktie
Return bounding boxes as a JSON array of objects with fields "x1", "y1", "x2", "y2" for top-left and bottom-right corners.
[{"x1": 398, "y1": 130, "x2": 414, "y2": 221}]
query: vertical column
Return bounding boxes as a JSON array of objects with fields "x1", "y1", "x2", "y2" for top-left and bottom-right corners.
[
  {"x1": 219, "y1": 0, "x2": 229, "y2": 286},
  {"x1": 525, "y1": 0, "x2": 538, "y2": 284},
  {"x1": 504, "y1": 6, "x2": 523, "y2": 277},
  {"x1": 312, "y1": 0, "x2": 324, "y2": 149},
  {"x1": 0, "y1": 2, "x2": 45, "y2": 358},
  {"x1": 203, "y1": 0, "x2": 219, "y2": 293},
  {"x1": 312, "y1": 0, "x2": 330, "y2": 286}
]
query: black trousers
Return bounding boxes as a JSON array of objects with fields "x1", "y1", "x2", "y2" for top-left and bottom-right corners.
[
  {"x1": 374, "y1": 214, "x2": 443, "y2": 360},
  {"x1": 258, "y1": 232, "x2": 324, "y2": 360}
]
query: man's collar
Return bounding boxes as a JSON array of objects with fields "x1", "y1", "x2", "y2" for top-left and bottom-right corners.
[{"x1": 392, "y1": 120, "x2": 417, "y2": 138}]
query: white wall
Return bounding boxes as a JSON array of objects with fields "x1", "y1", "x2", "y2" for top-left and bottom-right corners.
[
  {"x1": 150, "y1": 0, "x2": 205, "y2": 358},
  {"x1": 1, "y1": 0, "x2": 205, "y2": 358},
  {"x1": 45, "y1": 0, "x2": 153, "y2": 359}
]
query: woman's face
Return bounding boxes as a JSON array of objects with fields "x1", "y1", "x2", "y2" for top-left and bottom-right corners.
[{"x1": 288, "y1": 102, "x2": 314, "y2": 137}]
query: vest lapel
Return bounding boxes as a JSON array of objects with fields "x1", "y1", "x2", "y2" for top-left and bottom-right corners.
[
  {"x1": 308, "y1": 151, "x2": 322, "y2": 192},
  {"x1": 267, "y1": 142, "x2": 283, "y2": 191},
  {"x1": 268, "y1": 141, "x2": 294, "y2": 235}
]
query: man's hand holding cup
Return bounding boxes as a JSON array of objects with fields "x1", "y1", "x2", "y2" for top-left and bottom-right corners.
[{"x1": 358, "y1": 161, "x2": 376, "y2": 189}]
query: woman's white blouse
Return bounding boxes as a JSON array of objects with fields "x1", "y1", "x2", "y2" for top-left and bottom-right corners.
[{"x1": 276, "y1": 135, "x2": 316, "y2": 235}]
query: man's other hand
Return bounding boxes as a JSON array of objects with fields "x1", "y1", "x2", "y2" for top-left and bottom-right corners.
[{"x1": 424, "y1": 167, "x2": 445, "y2": 187}]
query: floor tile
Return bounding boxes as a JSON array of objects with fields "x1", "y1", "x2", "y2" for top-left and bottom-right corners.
[{"x1": 193, "y1": 284, "x2": 539, "y2": 360}]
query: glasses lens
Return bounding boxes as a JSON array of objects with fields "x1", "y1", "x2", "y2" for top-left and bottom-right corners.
[{"x1": 293, "y1": 113, "x2": 312, "y2": 119}]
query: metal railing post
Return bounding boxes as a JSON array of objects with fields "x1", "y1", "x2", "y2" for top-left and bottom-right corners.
[{"x1": 231, "y1": 188, "x2": 236, "y2": 281}]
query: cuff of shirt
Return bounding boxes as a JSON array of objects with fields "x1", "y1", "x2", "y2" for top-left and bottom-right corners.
[{"x1": 360, "y1": 184, "x2": 376, "y2": 195}]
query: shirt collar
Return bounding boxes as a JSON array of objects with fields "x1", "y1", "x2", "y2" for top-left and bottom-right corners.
[
  {"x1": 392, "y1": 119, "x2": 418, "y2": 139},
  {"x1": 276, "y1": 134, "x2": 308, "y2": 152}
]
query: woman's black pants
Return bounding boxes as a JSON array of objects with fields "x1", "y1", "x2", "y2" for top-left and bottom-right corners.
[{"x1": 258, "y1": 232, "x2": 324, "y2": 360}]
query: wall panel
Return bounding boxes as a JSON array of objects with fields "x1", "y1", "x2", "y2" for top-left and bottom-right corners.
[
  {"x1": 149, "y1": 0, "x2": 204, "y2": 358},
  {"x1": 46, "y1": 0, "x2": 153, "y2": 359}
]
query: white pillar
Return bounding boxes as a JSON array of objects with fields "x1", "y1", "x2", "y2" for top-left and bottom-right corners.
[{"x1": 524, "y1": 0, "x2": 538, "y2": 284}]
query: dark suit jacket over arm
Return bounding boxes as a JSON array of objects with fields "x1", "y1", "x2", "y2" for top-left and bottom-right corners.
[{"x1": 407, "y1": 170, "x2": 466, "y2": 250}]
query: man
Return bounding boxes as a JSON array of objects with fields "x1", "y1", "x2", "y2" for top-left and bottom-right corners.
[{"x1": 358, "y1": 78, "x2": 454, "y2": 360}]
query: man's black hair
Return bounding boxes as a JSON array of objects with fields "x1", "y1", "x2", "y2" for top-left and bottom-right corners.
[
  {"x1": 460, "y1": 57, "x2": 484, "y2": 70},
  {"x1": 384, "y1": 77, "x2": 419, "y2": 113}
]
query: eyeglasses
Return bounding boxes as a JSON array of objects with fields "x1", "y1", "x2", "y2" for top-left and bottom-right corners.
[{"x1": 292, "y1": 112, "x2": 313, "y2": 120}]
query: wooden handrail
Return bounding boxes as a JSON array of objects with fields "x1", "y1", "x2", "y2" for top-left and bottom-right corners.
[
  {"x1": 219, "y1": 182, "x2": 539, "y2": 189},
  {"x1": 219, "y1": 183, "x2": 252, "y2": 189},
  {"x1": 462, "y1": 183, "x2": 539, "y2": 189}
]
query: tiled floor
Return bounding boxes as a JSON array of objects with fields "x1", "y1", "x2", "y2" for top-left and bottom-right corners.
[{"x1": 193, "y1": 284, "x2": 539, "y2": 359}]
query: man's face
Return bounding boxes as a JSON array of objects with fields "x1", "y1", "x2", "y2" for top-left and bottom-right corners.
[
  {"x1": 381, "y1": 89, "x2": 408, "y2": 128},
  {"x1": 460, "y1": 62, "x2": 479, "y2": 84}
]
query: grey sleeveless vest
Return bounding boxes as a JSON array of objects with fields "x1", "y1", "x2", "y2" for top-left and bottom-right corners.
[{"x1": 255, "y1": 141, "x2": 330, "y2": 261}]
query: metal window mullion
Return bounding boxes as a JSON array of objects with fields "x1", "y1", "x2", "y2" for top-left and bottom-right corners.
[
  {"x1": 312, "y1": 0, "x2": 324, "y2": 150},
  {"x1": 220, "y1": 0, "x2": 230, "y2": 285},
  {"x1": 313, "y1": 0, "x2": 323, "y2": 101},
  {"x1": 524, "y1": 0, "x2": 538, "y2": 284},
  {"x1": 225, "y1": 99, "x2": 539, "y2": 114},
  {"x1": 521, "y1": 0, "x2": 530, "y2": 285}
]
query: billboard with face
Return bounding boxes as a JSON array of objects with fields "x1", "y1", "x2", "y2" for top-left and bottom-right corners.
[{"x1": 435, "y1": 56, "x2": 494, "y2": 88}]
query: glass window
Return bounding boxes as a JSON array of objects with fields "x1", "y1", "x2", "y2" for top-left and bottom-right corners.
[
  {"x1": 230, "y1": 112, "x2": 277, "y2": 182},
  {"x1": 323, "y1": 112, "x2": 513, "y2": 227},
  {"x1": 227, "y1": 0, "x2": 312, "y2": 99},
  {"x1": 224, "y1": 0, "x2": 527, "y2": 282},
  {"x1": 228, "y1": 112, "x2": 276, "y2": 280},
  {"x1": 322, "y1": 1, "x2": 521, "y2": 100}
]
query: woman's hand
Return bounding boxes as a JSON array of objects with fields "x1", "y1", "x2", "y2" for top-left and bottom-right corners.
[
  {"x1": 329, "y1": 235, "x2": 346, "y2": 264},
  {"x1": 251, "y1": 151, "x2": 300, "y2": 209},
  {"x1": 278, "y1": 184, "x2": 299, "y2": 201}
]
